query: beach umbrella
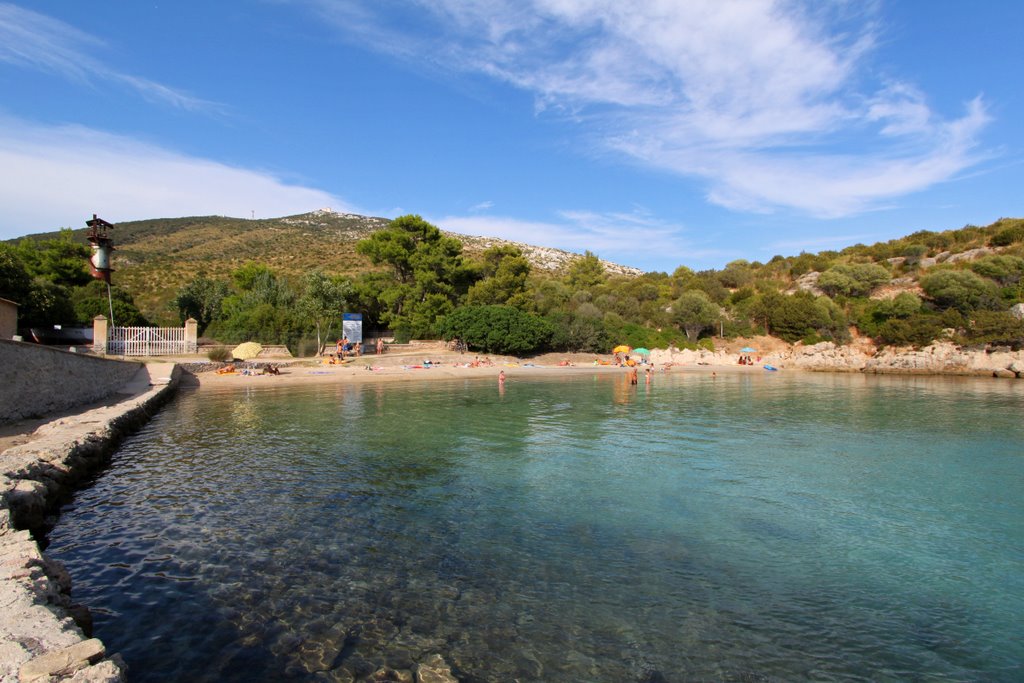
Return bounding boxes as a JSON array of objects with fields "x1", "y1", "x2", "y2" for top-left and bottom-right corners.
[
  {"x1": 612, "y1": 345, "x2": 631, "y2": 353},
  {"x1": 632, "y1": 347, "x2": 651, "y2": 356},
  {"x1": 232, "y1": 342, "x2": 263, "y2": 360},
  {"x1": 740, "y1": 347, "x2": 757, "y2": 353}
]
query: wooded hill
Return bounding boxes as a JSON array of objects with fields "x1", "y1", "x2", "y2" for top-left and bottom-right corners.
[
  {"x1": 14, "y1": 209, "x2": 640, "y2": 324},
  {"x1": 4, "y1": 211, "x2": 1024, "y2": 355}
]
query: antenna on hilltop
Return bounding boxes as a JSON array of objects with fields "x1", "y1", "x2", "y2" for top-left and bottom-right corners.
[{"x1": 251, "y1": 210, "x2": 255, "y2": 220}]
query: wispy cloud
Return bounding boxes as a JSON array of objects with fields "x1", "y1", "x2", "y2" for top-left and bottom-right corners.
[
  {"x1": 0, "y1": 3, "x2": 219, "y2": 112},
  {"x1": 0, "y1": 117, "x2": 352, "y2": 237},
  {"x1": 435, "y1": 208, "x2": 724, "y2": 272},
  {"x1": 308, "y1": 0, "x2": 991, "y2": 217}
]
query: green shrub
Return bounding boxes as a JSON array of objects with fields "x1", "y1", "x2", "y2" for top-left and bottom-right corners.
[
  {"x1": 207, "y1": 346, "x2": 232, "y2": 362},
  {"x1": 876, "y1": 314, "x2": 943, "y2": 347},
  {"x1": 697, "y1": 337, "x2": 715, "y2": 351},
  {"x1": 962, "y1": 310, "x2": 1024, "y2": 345},
  {"x1": 440, "y1": 305, "x2": 554, "y2": 355},
  {"x1": 920, "y1": 269, "x2": 999, "y2": 313},
  {"x1": 989, "y1": 220, "x2": 1024, "y2": 247}
]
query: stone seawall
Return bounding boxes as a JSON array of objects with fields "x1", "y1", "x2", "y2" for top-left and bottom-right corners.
[
  {"x1": 0, "y1": 364, "x2": 181, "y2": 682},
  {"x1": 0, "y1": 341, "x2": 143, "y2": 423}
]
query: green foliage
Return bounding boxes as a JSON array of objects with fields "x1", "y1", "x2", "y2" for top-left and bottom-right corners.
[
  {"x1": 752, "y1": 291, "x2": 845, "y2": 343},
  {"x1": 566, "y1": 250, "x2": 606, "y2": 289},
  {"x1": 876, "y1": 314, "x2": 944, "y2": 348},
  {"x1": 205, "y1": 302, "x2": 307, "y2": 350},
  {"x1": 718, "y1": 260, "x2": 753, "y2": 289},
  {"x1": 856, "y1": 293, "x2": 923, "y2": 337},
  {"x1": 19, "y1": 278, "x2": 76, "y2": 328},
  {"x1": 962, "y1": 310, "x2": 1024, "y2": 345},
  {"x1": 697, "y1": 337, "x2": 715, "y2": 351},
  {"x1": 690, "y1": 271, "x2": 730, "y2": 304},
  {"x1": 672, "y1": 290, "x2": 720, "y2": 342},
  {"x1": 296, "y1": 270, "x2": 352, "y2": 351},
  {"x1": 21, "y1": 229, "x2": 92, "y2": 287},
  {"x1": 231, "y1": 261, "x2": 277, "y2": 291},
  {"x1": 173, "y1": 274, "x2": 229, "y2": 332},
  {"x1": 920, "y1": 269, "x2": 999, "y2": 312},
  {"x1": 969, "y1": 255, "x2": 1024, "y2": 286},
  {"x1": 603, "y1": 319, "x2": 675, "y2": 350},
  {"x1": 988, "y1": 219, "x2": 1024, "y2": 247},
  {"x1": 356, "y1": 215, "x2": 469, "y2": 337},
  {"x1": 71, "y1": 281, "x2": 150, "y2": 326},
  {"x1": 466, "y1": 245, "x2": 532, "y2": 309},
  {"x1": 545, "y1": 310, "x2": 610, "y2": 353},
  {"x1": 817, "y1": 263, "x2": 890, "y2": 297},
  {"x1": 440, "y1": 305, "x2": 554, "y2": 355},
  {"x1": 0, "y1": 243, "x2": 33, "y2": 305}
]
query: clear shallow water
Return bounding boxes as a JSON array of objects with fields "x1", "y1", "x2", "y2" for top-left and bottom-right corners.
[{"x1": 45, "y1": 371, "x2": 1024, "y2": 682}]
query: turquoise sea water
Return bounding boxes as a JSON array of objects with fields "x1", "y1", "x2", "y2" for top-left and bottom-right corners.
[{"x1": 45, "y1": 371, "x2": 1024, "y2": 682}]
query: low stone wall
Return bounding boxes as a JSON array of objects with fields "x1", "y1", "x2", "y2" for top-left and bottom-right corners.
[
  {"x1": 0, "y1": 365, "x2": 181, "y2": 682},
  {"x1": 0, "y1": 341, "x2": 143, "y2": 424}
]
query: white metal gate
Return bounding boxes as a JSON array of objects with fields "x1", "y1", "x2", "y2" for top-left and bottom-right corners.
[{"x1": 109, "y1": 326, "x2": 187, "y2": 356}]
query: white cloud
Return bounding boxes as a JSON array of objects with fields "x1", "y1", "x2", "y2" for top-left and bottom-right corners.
[
  {"x1": 0, "y1": 118, "x2": 352, "y2": 237},
  {"x1": 310, "y1": 0, "x2": 991, "y2": 217},
  {"x1": 0, "y1": 3, "x2": 219, "y2": 112},
  {"x1": 435, "y1": 208, "x2": 723, "y2": 272}
]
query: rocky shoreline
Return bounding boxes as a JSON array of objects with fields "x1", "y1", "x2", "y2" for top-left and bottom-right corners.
[
  {"x1": 649, "y1": 340, "x2": 1024, "y2": 378},
  {"x1": 0, "y1": 365, "x2": 180, "y2": 683}
]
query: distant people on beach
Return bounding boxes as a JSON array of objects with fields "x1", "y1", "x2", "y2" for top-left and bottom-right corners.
[{"x1": 376, "y1": 338, "x2": 384, "y2": 355}]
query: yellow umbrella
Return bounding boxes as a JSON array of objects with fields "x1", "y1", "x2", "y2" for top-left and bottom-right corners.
[
  {"x1": 612, "y1": 345, "x2": 631, "y2": 353},
  {"x1": 231, "y1": 342, "x2": 263, "y2": 360}
]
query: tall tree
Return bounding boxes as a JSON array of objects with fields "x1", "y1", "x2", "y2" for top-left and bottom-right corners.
[
  {"x1": 466, "y1": 245, "x2": 532, "y2": 309},
  {"x1": 297, "y1": 270, "x2": 352, "y2": 354},
  {"x1": 672, "y1": 290, "x2": 720, "y2": 342},
  {"x1": 356, "y1": 215, "x2": 468, "y2": 339},
  {"x1": 566, "y1": 250, "x2": 606, "y2": 290},
  {"x1": 173, "y1": 274, "x2": 229, "y2": 332}
]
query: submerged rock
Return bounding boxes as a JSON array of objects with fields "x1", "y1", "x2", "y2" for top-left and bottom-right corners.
[{"x1": 416, "y1": 654, "x2": 457, "y2": 683}]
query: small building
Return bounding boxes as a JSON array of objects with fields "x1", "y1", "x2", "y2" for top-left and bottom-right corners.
[{"x1": 0, "y1": 298, "x2": 17, "y2": 340}]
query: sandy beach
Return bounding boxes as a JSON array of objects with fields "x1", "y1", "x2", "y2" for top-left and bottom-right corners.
[{"x1": 191, "y1": 349, "x2": 756, "y2": 391}]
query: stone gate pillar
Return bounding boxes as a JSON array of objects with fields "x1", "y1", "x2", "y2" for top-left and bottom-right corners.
[
  {"x1": 93, "y1": 315, "x2": 108, "y2": 355},
  {"x1": 184, "y1": 318, "x2": 198, "y2": 354}
]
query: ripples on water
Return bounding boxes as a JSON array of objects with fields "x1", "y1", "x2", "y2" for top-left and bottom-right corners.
[{"x1": 46, "y1": 372, "x2": 1024, "y2": 682}]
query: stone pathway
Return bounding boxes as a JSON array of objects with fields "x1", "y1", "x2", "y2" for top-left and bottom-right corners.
[{"x1": 0, "y1": 363, "x2": 178, "y2": 683}]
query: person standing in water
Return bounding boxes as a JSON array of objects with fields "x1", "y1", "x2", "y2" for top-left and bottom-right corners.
[{"x1": 498, "y1": 370, "x2": 506, "y2": 385}]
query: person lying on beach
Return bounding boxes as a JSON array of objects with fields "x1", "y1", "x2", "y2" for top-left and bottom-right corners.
[{"x1": 216, "y1": 364, "x2": 235, "y2": 375}]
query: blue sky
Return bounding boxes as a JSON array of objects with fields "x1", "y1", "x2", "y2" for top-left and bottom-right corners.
[{"x1": 1, "y1": 1, "x2": 1021, "y2": 273}]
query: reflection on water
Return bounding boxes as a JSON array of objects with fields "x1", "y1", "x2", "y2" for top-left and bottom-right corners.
[{"x1": 46, "y1": 372, "x2": 1024, "y2": 682}]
